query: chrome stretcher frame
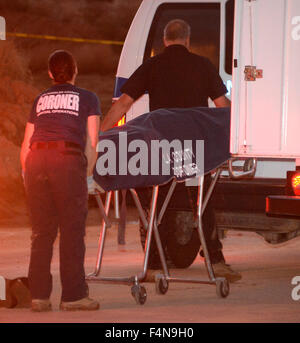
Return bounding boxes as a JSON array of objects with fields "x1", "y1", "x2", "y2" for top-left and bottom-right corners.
[{"x1": 86, "y1": 165, "x2": 230, "y2": 304}]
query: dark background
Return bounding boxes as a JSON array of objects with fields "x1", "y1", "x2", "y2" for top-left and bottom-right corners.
[{"x1": 0, "y1": 0, "x2": 142, "y2": 224}]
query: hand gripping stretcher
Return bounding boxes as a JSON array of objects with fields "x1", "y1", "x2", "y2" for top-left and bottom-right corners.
[{"x1": 86, "y1": 107, "x2": 232, "y2": 304}]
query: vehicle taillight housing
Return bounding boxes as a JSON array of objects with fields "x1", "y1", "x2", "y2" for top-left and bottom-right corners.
[{"x1": 286, "y1": 171, "x2": 300, "y2": 196}]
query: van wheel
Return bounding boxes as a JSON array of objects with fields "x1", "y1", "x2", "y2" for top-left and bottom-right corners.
[
  {"x1": 139, "y1": 210, "x2": 200, "y2": 269},
  {"x1": 139, "y1": 211, "x2": 175, "y2": 269},
  {"x1": 165, "y1": 210, "x2": 200, "y2": 268}
]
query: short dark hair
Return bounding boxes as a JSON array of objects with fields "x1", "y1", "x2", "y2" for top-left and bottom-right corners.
[
  {"x1": 163, "y1": 19, "x2": 191, "y2": 41},
  {"x1": 48, "y1": 50, "x2": 77, "y2": 83}
]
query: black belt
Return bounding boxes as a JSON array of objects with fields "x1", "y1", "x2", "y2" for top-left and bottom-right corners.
[{"x1": 31, "y1": 141, "x2": 82, "y2": 151}]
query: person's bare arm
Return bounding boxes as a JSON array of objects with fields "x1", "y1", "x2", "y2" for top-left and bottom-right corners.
[
  {"x1": 213, "y1": 95, "x2": 231, "y2": 108},
  {"x1": 101, "y1": 93, "x2": 134, "y2": 132},
  {"x1": 85, "y1": 115, "x2": 100, "y2": 176},
  {"x1": 20, "y1": 123, "x2": 34, "y2": 172}
]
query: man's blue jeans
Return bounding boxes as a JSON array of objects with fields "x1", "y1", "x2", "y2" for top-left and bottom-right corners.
[{"x1": 25, "y1": 146, "x2": 89, "y2": 302}]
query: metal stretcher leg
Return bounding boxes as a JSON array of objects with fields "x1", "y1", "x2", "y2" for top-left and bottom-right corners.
[
  {"x1": 153, "y1": 170, "x2": 230, "y2": 298},
  {"x1": 87, "y1": 191, "x2": 112, "y2": 278},
  {"x1": 129, "y1": 189, "x2": 148, "y2": 230},
  {"x1": 138, "y1": 186, "x2": 159, "y2": 280},
  {"x1": 94, "y1": 190, "x2": 111, "y2": 229},
  {"x1": 118, "y1": 189, "x2": 127, "y2": 245},
  {"x1": 128, "y1": 187, "x2": 170, "y2": 280},
  {"x1": 114, "y1": 190, "x2": 120, "y2": 219},
  {"x1": 196, "y1": 175, "x2": 215, "y2": 280},
  {"x1": 157, "y1": 179, "x2": 177, "y2": 225},
  {"x1": 86, "y1": 185, "x2": 169, "y2": 305}
]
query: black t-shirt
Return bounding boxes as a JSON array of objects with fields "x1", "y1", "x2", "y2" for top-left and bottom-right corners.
[
  {"x1": 121, "y1": 44, "x2": 227, "y2": 111},
  {"x1": 28, "y1": 83, "x2": 102, "y2": 150}
]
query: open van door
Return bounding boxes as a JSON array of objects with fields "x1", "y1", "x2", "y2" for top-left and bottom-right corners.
[{"x1": 231, "y1": 0, "x2": 300, "y2": 159}]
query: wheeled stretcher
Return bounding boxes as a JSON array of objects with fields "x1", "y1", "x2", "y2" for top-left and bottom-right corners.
[{"x1": 86, "y1": 107, "x2": 232, "y2": 304}]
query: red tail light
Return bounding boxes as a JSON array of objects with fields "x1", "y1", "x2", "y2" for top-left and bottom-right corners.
[
  {"x1": 291, "y1": 174, "x2": 300, "y2": 195},
  {"x1": 286, "y1": 171, "x2": 300, "y2": 196}
]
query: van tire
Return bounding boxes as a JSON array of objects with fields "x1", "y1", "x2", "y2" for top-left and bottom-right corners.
[
  {"x1": 165, "y1": 210, "x2": 200, "y2": 268},
  {"x1": 139, "y1": 210, "x2": 200, "y2": 269}
]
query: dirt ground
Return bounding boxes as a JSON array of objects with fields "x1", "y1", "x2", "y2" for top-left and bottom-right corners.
[{"x1": 0, "y1": 206, "x2": 300, "y2": 324}]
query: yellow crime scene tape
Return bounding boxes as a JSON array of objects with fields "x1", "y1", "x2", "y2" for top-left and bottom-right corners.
[{"x1": 6, "y1": 32, "x2": 124, "y2": 46}]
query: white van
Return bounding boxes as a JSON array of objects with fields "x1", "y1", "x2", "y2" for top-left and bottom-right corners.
[
  {"x1": 112, "y1": 0, "x2": 300, "y2": 265},
  {"x1": 114, "y1": 0, "x2": 300, "y2": 173}
]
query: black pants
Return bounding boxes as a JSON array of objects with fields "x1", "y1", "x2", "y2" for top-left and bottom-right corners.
[
  {"x1": 25, "y1": 147, "x2": 89, "y2": 302},
  {"x1": 200, "y1": 174, "x2": 224, "y2": 263}
]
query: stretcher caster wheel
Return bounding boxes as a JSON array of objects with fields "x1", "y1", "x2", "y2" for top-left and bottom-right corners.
[
  {"x1": 131, "y1": 284, "x2": 147, "y2": 305},
  {"x1": 216, "y1": 278, "x2": 230, "y2": 298},
  {"x1": 155, "y1": 274, "x2": 169, "y2": 295}
]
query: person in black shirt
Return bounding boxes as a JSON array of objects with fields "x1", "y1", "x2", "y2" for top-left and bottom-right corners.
[
  {"x1": 101, "y1": 19, "x2": 230, "y2": 127},
  {"x1": 20, "y1": 50, "x2": 101, "y2": 311},
  {"x1": 101, "y1": 19, "x2": 241, "y2": 282}
]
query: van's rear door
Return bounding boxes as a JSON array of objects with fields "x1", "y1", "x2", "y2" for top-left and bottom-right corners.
[{"x1": 231, "y1": 0, "x2": 300, "y2": 159}]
